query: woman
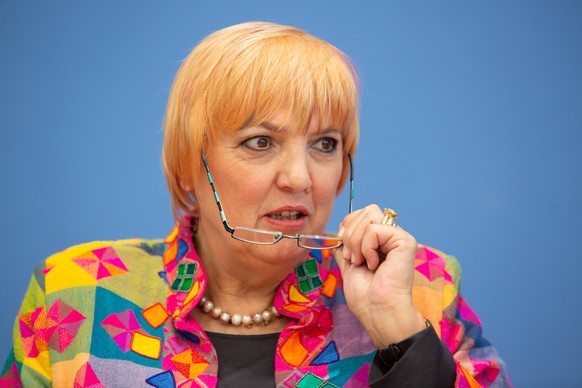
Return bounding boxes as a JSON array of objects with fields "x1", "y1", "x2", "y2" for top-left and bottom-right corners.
[{"x1": 1, "y1": 22, "x2": 510, "y2": 387}]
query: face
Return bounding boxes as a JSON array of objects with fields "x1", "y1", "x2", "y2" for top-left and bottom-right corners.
[{"x1": 194, "y1": 110, "x2": 344, "y2": 267}]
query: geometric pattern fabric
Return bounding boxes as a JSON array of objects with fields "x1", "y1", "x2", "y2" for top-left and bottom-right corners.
[
  {"x1": 310, "y1": 341, "x2": 340, "y2": 366},
  {"x1": 46, "y1": 299, "x2": 86, "y2": 353},
  {"x1": 170, "y1": 349, "x2": 209, "y2": 380},
  {"x1": 74, "y1": 362, "x2": 104, "y2": 388},
  {"x1": 170, "y1": 262, "x2": 197, "y2": 292},
  {"x1": 142, "y1": 303, "x2": 170, "y2": 329},
  {"x1": 2, "y1": 218, "x2": 510, "y2": 387},
  {"x1": 295, "y1": 258, "x2": 323, "y2": 294},
  {"x1": 101, "y1": 309, "x2": 144, "y2": 352},
  {"x1": 296, "y1": 372, "x2": 338, "y2": 388},
  {"x1": 72, "y1": 247, "x2": 128, "y2": 280},
  {"x1": 19, "y1": 306, "x2": 48, "y2": 358}
]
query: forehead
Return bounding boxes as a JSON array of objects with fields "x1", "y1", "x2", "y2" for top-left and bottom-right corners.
[{"x1": 237, "y1": 108, "x2": 346, "y2": 136}]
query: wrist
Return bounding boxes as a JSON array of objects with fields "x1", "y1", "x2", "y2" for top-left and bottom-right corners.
[
  {"x1": 367, "y1": 307, "x2": 427, "y2": 348},
  {"x1": 377, "y1": 319, "x2": 433, "y2": 366}
]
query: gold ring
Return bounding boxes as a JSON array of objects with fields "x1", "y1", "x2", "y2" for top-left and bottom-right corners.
[{"x1": 381, "y1": 208, "x2": 398, "y2": 227}]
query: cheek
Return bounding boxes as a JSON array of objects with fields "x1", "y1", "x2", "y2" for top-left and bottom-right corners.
[
  {"x1": 314, "y1": 166, "x2": 343, "y2": 203},
  {"x1": 215, "y1": 168, "x2": 271, "y2": 213}
]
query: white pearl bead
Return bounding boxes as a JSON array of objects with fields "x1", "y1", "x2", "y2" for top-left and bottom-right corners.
[
  {"x1": 262, "y1": 310, "x2": 272, "y2": 323},
  {"x1": 203, "y1": 300, "x2": 214, "y2": 313},
  {"x1": 211, "y1": 306, "x2": 222, "y2": 318},
  {"x1": 220, "y1": 312, "x2": 231, "y2": 324},
  {"x1": 241, "y1": 315, "x2": 253, "y2": 327},
  {"x1": 253, "y1": 313, "x2": 263, "y2": 324},
  {"x1": 198, "y1": 294, "x2": 278, "y2": 328},
  {"x1": 231, "y1": 314, "x2": 242, "y2": 326}
]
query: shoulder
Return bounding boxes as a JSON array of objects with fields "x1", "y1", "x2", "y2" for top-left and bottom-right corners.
[
  {"x1": 35, "y1": 238, "x2": 166, "y2": 296},
  {"x1": 412, "y1": 245, "x2": 465, "y2": 327},
  {"x1": 43, "y1": 238, "x2": 165, "y2": 262},
  {"x1": 414, "y1": 244, "x2": 462, "y2": 288},
  {"x1": 13, "y1": 238, "x2": 170, "y2": 382}
]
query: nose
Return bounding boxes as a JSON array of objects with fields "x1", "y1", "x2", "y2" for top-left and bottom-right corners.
[{"x1": 275, "y1": 151, "x2": 312, "y2": 194}]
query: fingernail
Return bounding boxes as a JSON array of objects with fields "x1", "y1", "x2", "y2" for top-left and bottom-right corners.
[
  {"x1": 350, "y1": 253, "x2": 356, "y2": 264},
  {"x1": 338, "y1": 226, "x2": 345, "y2": 237},
  {"x1": 342, "y1": 246, "x2": 349, "y2": 260}
]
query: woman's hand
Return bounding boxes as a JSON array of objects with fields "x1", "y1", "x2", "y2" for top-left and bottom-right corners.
[{"x1": 336, "y1": 204, "x2": 427, "y2": 349}]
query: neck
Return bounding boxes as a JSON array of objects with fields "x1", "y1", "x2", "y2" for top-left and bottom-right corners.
[
  {"x1": 193, "y1": 223, "x2": 305, "y2": 329},
  {"x1": 192, "y1": 239, "x2": 296, "y2": 334}
]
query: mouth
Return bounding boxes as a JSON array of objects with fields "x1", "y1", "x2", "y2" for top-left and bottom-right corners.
[
  {"x1": 268, "y1": 210, "x2": 304, "y2": 220},
  {"x1": 263, "y1": 207, "x2": 310, "y2": 231}
]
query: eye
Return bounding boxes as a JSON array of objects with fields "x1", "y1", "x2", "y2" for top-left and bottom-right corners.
[
  {"x1": 313, "y1": 137, "x2": 339, "y2": 153},
  {"x1": 243, "y1": 136, "x2": 272, "y2": 151}
]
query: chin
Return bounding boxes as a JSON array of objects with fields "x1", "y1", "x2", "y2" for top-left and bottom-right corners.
[{"x1": 252, "y1": 241, "x2": 308, "y2": 266}]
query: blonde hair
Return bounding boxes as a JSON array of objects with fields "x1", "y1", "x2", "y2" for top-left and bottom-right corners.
[{"x1": 163, "y1": 21, "x2": 360, "y2": 219}]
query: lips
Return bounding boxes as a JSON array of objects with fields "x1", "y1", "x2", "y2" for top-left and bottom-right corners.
[
  {"x1": 264, "y1": 207, "x2": 310, "y2": 225},
  {"x1": 268, "y1": 210, "x2": 302, "y2": 220}
]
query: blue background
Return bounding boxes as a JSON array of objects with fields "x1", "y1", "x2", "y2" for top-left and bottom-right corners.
[{"x1": 1, "y1": 1, "x2": 581, "y2": 386}]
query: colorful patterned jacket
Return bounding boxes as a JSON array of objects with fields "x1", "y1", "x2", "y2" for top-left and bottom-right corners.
[{"x1": 1, "y1": 219, "x2": 510, "y2": 387}]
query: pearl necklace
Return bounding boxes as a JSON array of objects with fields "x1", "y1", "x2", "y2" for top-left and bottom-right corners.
[{"x1": 199, "y1": 296, "x2": 281, "y2": 327}]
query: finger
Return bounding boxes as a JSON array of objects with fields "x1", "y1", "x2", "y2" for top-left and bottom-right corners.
[
  {"x1": 360, "y1": 221, "x2": 419, "y2": 272},
  {"x1": 337, "y1": 224, "x2": 351, "y2": 263},
  {"x1": 359, "y1": 223, "x2": 402, "y2": 271},
  {"x1": 338, "y1": 208, "x2": 365, "y2": 261},
  {"x1": 359, "y1": 224, "x2": 386, "y2": 271},
  {"x1": 346, "y1": 205, "x2": 383, "y2": 265},
  {"x1": 345, "y1": 214, "x2": 369, "y2": 265},
  {"x1": 377, "y1": 228, "x2": 418, "y2": 281}
]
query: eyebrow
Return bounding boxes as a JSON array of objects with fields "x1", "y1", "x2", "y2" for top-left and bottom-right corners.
[
  {"x1": 260, "y1": 121, "x2": 283, "y2": 132},
  {"x1": 259, "y1": 121, "x2": 343, "y2": 135}
]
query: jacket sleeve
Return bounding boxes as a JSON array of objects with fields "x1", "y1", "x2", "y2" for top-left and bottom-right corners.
[
  {"x1": 368, "y1": 323, "x2": 457, "y2": 387},
  {"x1": 439, "y1": 253, "x2": 512, "y2": 387},
  {"x1": 365, "y1": 246, "x2": 510, "y2": 388},
  {"x1": 1, "y1": 261, "x2": 52, "y2": 387}
]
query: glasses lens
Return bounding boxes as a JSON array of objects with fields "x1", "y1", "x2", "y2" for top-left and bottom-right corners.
[
  {"x1": 298, "y1": 235, "x2": 342, "y2": 250},
  {"x1": 232, "y1": 227, "x2": 283, "y2": 245}
]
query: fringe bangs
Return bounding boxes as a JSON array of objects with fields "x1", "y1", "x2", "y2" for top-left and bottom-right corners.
[{"x1": 207, "y1": 33, "x2": 358, "y2": 143}]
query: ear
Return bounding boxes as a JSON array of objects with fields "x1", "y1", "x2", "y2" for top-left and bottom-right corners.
[{"x1": 179, "y1": 178, "x2": 194, "y2": 193}]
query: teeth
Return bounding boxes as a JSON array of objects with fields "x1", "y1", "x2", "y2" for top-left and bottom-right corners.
[{"x1": 270, "y1": 211, "x2": 301, "y2": 220}]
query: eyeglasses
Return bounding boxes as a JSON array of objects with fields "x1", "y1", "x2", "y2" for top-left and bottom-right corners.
[{"x1": 201, "y1": 153, "x2": 354, "y2": 250}]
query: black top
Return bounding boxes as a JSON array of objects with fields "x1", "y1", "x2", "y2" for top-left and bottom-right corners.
[
  {"x1": 207, "y1": 331, "x2": 278, "y2": 388},
  {"x1": 208, "y1": 324, "x2": 455, "y2": 387}
]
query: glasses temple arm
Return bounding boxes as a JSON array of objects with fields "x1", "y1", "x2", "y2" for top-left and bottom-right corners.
[
  {"x1": 348, "y1": 153, "x2": 354, "y2": 214},
  {"x1": 201, "y1": 153, "x2": 236, "y2": 234}
]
